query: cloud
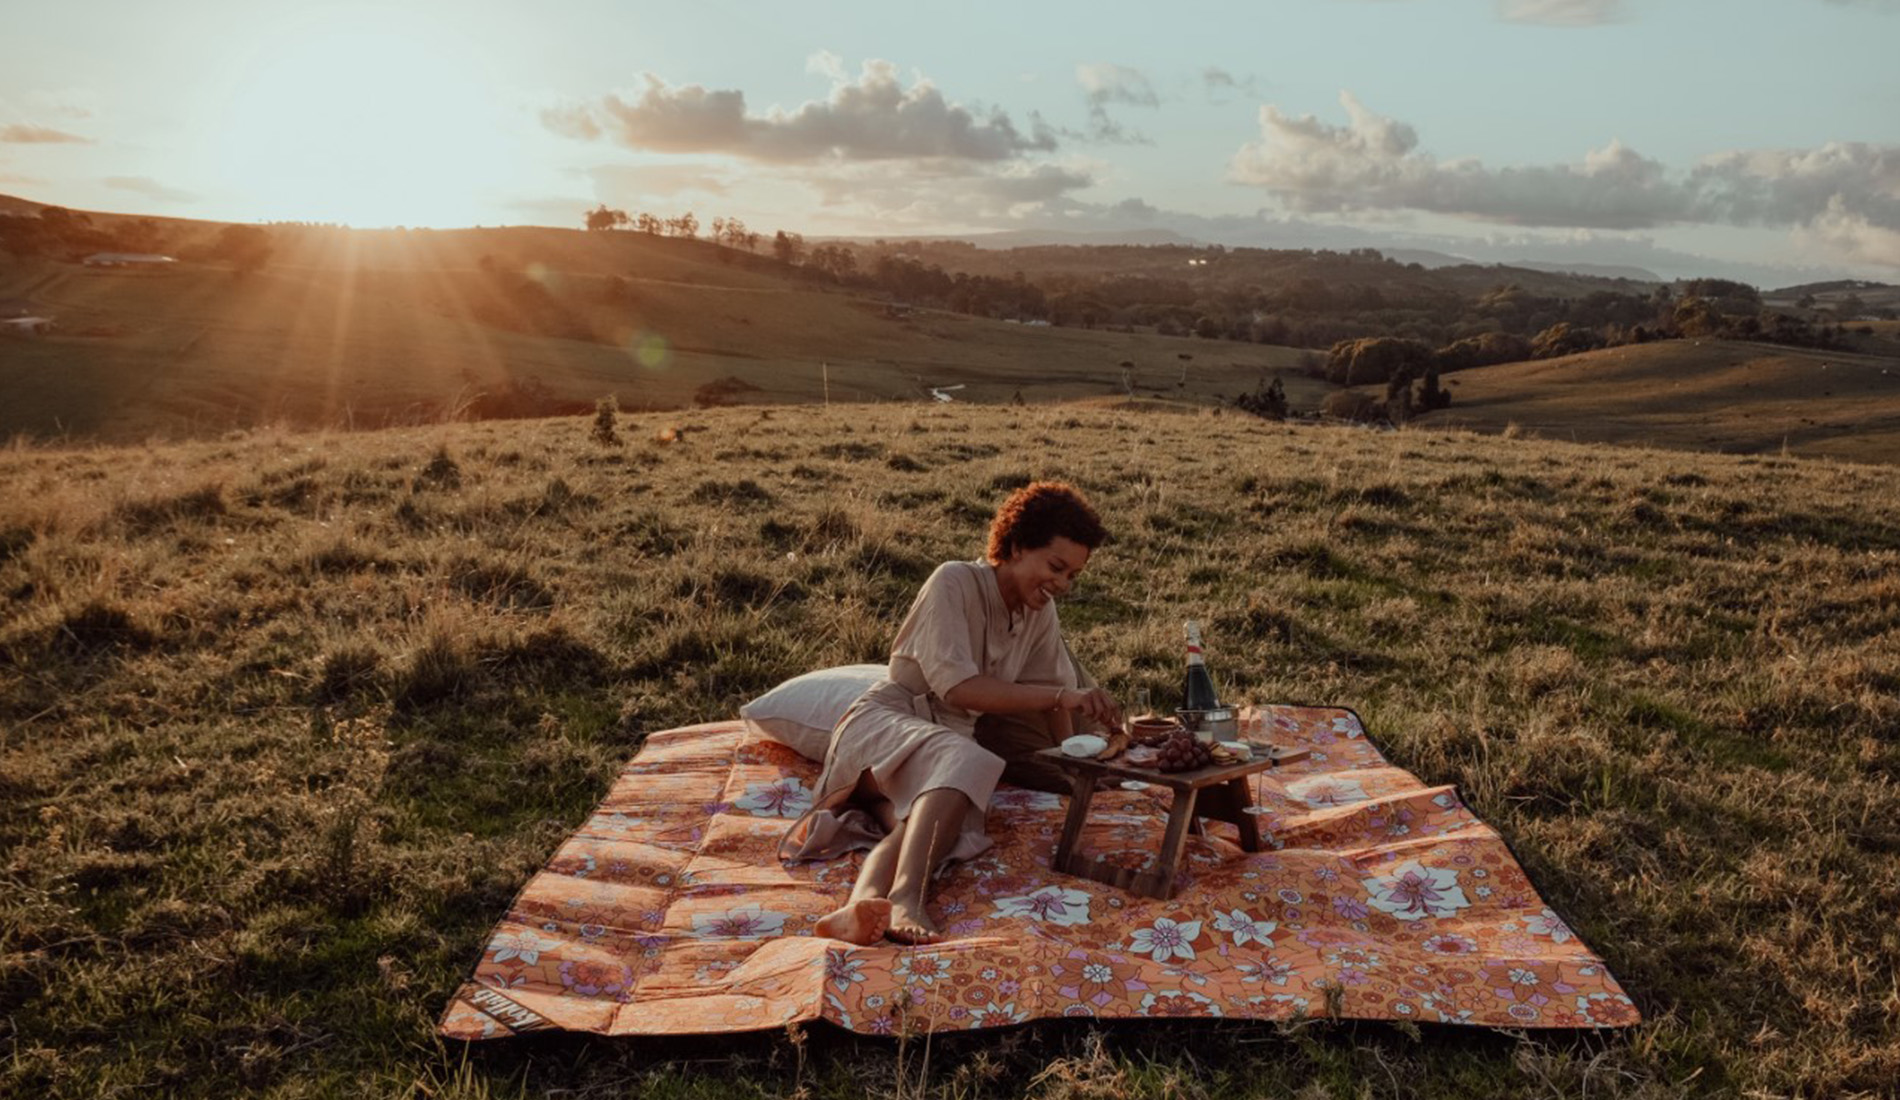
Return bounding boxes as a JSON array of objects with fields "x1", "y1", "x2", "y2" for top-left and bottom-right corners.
[
  {"x1": 1109, "y1": 196, "x2": 1161, "y2": 221},
  {"x1": 1229, "y1": 91, "x2": 1900, "y2": 268},
  {"x1": 806, "y1": 50, "x2": 847, "y2": 82},
  {"x1": 1203, "y1": 67, "x2": 1262, "y2": 101},
  {"x1": 549, "y1": 60, "x2": 1056, "y2": 163},
  {"x1": 1498, "y1": 0, "x2": 1627, "y2": 25},
  {"x1": 1692, "y1": 143, "x2": 1900, "y2": 230},
  {"x1": 1076, "y1": 63, "x2": 1157, "y2": 145},
  {"x1": 1795, "y1": 196, "x2": 1900, "y2": 268},
  {"x1": 976, "y1": 163, "x2": 1096, "y2": 204},
  {"x1": 1228, "y1": 92, "x2": 1662, "y2": 228},
  {"x1": 540, "y1": 103, "x2": 600, "y2": 141},
  {"x1": 790, "y1": 157, "x2": 1097, "y2": 226},
  {"x1": 1, "y1": 124, "x2": 90, "y2": 144},
  {"x1": 1077, "y1": 63, "x2": 1158, "y2": 109},
  {"x1": 104, "y1": 176, "x2": 198, "y2": 203}
]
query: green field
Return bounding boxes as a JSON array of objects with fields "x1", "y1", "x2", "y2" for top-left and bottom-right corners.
[{"x1": 3, "y1": 404, "x2": 1895, "y2": 1097}]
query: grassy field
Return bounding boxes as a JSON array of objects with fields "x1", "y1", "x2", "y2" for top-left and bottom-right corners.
[
  {"x1": 2, "y1": 403, "x2": 1897, "y2": 1098},
  {"x1": 1416, "y1": 338, "x2": 1900, "y2": 465},
  {"x1": 0, "y1": 230, "x2": 1320, "y2": 442}
]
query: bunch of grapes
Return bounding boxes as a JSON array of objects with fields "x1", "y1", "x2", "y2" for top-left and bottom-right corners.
[{"x1": 1155, "y1": 731, "x2": 1214, "y2": 773}]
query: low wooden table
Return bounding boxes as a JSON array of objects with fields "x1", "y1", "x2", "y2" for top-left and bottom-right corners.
[{"x1": 1037, "y1": 742, "x2": 1311, "y2": 900}]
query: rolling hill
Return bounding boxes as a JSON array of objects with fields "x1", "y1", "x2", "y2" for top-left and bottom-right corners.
[
  {"x1": 0, "y1": 225, "x2": 1320, "y2": 442},
  {"x1": 9, "y1": 203, "x2": 1900, "y2": 466},
  {"x1": 1417, "y1": 338, "x2": 1900, "y2": 463}
]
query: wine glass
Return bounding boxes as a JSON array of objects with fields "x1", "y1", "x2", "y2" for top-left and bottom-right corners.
[
  {"x1": 1121, "y1": 688, "x2": 1155, "y2": 793},
  {"x1": 1242, "y1": 703, "x2": 1272, "y2": 817}
]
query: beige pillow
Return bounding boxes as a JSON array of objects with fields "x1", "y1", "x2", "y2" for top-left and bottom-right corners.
[{"x1": 740, "y1": 664, "x2": 887, "y2": 762}]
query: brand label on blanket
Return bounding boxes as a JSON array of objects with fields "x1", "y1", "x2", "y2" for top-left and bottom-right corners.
[{"x1": 467, "y1": 987, "x2": 552, "y2": 1033}]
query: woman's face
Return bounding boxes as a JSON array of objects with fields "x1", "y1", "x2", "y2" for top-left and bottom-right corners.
[{"x1": 1002, "y1": 535, "x2": 1092, "y2": 612}]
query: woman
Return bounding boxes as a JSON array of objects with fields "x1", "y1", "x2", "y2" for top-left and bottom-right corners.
[{"x1": 780, "y1": 481, "x2": 1121, "y2": 945}]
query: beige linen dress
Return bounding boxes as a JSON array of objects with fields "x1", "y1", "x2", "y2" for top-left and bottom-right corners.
[{"x1": 779, "y1": 560, "x2": 1076, "y2": 868}]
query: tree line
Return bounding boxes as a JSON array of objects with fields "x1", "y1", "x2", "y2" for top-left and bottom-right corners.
[{"x1": 583, "y1": 205, "x2": 764, "y2": 253}]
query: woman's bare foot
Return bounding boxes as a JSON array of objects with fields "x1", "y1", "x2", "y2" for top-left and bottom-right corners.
[
  {"x1": 814, "y1": 898, "x2": 892, "y2": 945},
  {"x1": 885, "y1": 900, "x2": 941, "y2": 945}
]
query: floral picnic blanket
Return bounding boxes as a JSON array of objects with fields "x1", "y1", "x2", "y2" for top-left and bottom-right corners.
[{"x1": 439, "y1": 706, "x2": 1638, "y2": 1038}]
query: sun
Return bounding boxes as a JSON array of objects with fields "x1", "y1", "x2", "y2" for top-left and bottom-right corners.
[{"x1": 199, "y1": 9, "x2": 514, "y2": 228}]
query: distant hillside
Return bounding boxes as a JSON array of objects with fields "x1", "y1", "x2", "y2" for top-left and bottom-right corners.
[
  {"x1": 1759, "y1": 279, "x2": 1900, "y2": 320},
  {"x1": 841, "y1": 228, "x2": 1201, "y2": 250},
  {"x1": 1382, "y1": 248, "x2": 1471, "y2": 269},
  {"x1": 875, "y1": 240, "x2": 1656, "y2": 300},
  {"x1": 1416, "y1": 338, "x2": 1900, "y2": 464},
  {"x1": 0, "y1": 224, "x2": 1319, "y2": 442},
  {"x1": 1766, "y1": 278, "x2": 1893, "y2": 298},
  {"x1": 1507, "y1": 260, "x2": 1663, "y2": 284}
]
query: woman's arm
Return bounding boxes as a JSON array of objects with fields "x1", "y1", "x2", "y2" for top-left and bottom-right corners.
[{"x1": 942, "y1": 675, "x2": 1121, "y2": 729}]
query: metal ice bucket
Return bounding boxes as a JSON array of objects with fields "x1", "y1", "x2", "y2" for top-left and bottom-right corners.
[{"x1": 1175, "y1": 705, "x2": 1238, "y2": 742}]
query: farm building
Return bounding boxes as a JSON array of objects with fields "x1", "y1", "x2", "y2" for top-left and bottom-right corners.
[
  {"x1": 82, "y1": 252, "x2": 177, "y2": 267},
  {"x1": 1, "y1": 316, "x2": 54, "y2": 337}
]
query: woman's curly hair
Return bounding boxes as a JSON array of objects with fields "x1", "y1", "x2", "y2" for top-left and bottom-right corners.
[{"x1": 986, "y1": 481, "x2": 1108, "y2": 564}]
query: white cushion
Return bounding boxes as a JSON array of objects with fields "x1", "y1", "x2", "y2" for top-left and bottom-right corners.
[{"x1": 740, "y1": 664, "x2": 887, "y2": 762}]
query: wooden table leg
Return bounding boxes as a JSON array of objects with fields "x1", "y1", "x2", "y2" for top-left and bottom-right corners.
[
  {"x1": 1050, "y1": 769, "x2": 1097, "y2": 876},
  {"x1": 1225, "y1": 777, "x2": 1262, "y2": 851},
  {"x1": 1136, "y1": 787, "x2": 1199, "y2": 899}
]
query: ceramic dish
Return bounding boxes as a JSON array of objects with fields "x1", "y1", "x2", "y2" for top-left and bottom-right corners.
[{"x1": 1060, "y1": 734, "x2": 1109, "y2": 758}]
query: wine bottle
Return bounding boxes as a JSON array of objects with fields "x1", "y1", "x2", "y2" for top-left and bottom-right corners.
[{"x1": 1183, "y1": 620, "x2": 1221, "y2": 711}]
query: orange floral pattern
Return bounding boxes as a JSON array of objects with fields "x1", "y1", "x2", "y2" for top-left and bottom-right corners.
[{"x1": 439, "y1": 706, "x2": 1637, "y2": 1038}]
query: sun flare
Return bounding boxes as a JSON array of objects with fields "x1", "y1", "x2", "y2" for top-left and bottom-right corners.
[{"x1": 200, "y1": 11, "x2": 512, "y2": 227}]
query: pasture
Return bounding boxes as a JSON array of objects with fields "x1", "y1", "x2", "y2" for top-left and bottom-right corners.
[
  {"x1": 1422, "y1": 338, "x2": 1900, "y2": 464},
  {"x1": 2, "y1": 403, "x2": 1895, "y2": 1097}
]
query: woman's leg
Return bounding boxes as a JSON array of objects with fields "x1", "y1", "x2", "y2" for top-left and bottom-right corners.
[
  {"x1": 847, "y1": 797, "x2": 902, "y2": 902},
  {"x1": 814, "y1": 774, "x2": 902, "y2": 944},
  {"x1": 886, "y1": 787, "x2": 973, "y2": 945}
]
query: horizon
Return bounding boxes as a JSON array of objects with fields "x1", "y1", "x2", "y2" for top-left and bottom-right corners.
[{"x1": 4, "y1": 1, "x2": 1898, "y2": 286}]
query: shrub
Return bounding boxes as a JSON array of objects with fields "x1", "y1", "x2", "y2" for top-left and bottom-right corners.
[
  {"x1": 1529, "y1": 322, "x2": 1607, "y2": 360},
  {"x1": 1321, "y1": 391, "x2": 1384, "y2": 422},
  {"x1": 1435, "y1": 332, "x2": 1531, "y2": 372},
  {"x1": 591, "y1": 395, "x2": 620, "y2": 446},
  {"x1": 1234, "y1": 376, "x2": 1289, "y2": 420},
  {"x1": 1326, "y1": 337, "x2": 1434, "y2": 386}
]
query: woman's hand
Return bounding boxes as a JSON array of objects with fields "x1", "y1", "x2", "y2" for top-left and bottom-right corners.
[{"x1": 1056, "y1": 687, "x2": 1122, "y2": 731}]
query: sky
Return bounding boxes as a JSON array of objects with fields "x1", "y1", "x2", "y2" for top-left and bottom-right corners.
[{"x1": 4, "y1": 0, "x2": 1899, "y2": 285}]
